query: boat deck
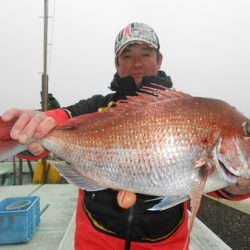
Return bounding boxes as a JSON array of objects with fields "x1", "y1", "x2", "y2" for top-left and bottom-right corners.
[{"x1": 0, "y1": 184, "x2": 232, "y2": 250}]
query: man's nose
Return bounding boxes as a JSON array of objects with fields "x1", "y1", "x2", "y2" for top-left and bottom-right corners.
[{"x1": 133, "y1": 56, "x2": 143, "y2": 66}]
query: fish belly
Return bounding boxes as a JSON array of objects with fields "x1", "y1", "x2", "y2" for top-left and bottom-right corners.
[{"x1": 42, "y1": 135, "x2": 206, "y2": 197}]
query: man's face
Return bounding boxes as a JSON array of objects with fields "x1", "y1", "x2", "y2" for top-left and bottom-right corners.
[{"x1": 115, "y1": 43, "x2": 163, "y2": 86}]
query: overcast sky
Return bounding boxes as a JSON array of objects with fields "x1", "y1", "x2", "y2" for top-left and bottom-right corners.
[{"x1": 0, "y1": 0, "x2": 250, "y2": 117}]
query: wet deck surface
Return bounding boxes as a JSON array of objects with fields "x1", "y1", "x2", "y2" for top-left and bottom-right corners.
[
  {"x1": 0, "y1": 184, "x2": 234, "y2": 250},
  {"x1": 197, "y1": 196, "x2": 250, "y2": 250}
]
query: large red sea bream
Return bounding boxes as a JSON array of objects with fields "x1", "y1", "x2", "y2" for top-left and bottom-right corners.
[{"x1": 1, "y1": 87, "x2": 250, "y2": 241}]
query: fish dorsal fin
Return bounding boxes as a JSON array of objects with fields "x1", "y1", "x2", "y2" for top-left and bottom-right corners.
[
  {"x1": 57, "y1": 85, "x2": 192, "y2": 130},
  {"x1": 116, "y1": 85, "x2": 191, "y2": 110}
]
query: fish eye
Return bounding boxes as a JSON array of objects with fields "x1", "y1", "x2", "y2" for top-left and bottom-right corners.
[{"x1": 242, "y1": 121, "x2": 250, "y2": 137}]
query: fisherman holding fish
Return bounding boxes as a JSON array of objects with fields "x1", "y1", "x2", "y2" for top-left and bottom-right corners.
[{"x1": 1, "y1": 22, "x2": 250, "y2": 250}]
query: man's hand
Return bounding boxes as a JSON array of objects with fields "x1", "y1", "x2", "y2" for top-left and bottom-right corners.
[
  {"x1": 223, "y1": 177, "x2": 250, "y2": 196},
  {"x1": 2, "y1": 108, "x2": 56, "y2": 155}
]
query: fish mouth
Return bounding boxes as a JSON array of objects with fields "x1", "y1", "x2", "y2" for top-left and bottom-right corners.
[{"x1": 219, "y1": 160, "x2": 240, "y2": 178}]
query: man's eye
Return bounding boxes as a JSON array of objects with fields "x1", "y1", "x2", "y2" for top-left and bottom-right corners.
[{"x1": 122, "y1": 55, "x2": 131, "y2": 59}]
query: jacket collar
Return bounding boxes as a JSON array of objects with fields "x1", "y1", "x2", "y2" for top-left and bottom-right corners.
[{"x1": 109, "y1": 70, "x2": 173, "y2": 96}]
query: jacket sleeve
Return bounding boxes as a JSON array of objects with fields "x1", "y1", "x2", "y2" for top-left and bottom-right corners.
[
  {"x1": 64, "y1": 94, "x2": 115, "y2": 117},
  {"x1": 208, "y1": 190, "x2": 250, "y2": 201},
  {"x1": 46, "y1": 108, "x2": 70, "y2": 125}
]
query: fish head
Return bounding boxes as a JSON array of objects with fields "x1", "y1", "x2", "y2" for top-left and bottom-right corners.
[{"x1": 217, "y1": 120, "x2": 250, "y2": 179}]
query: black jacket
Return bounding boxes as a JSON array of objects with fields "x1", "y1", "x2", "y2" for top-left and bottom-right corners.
[
  {"x1": 64, "y1": 71, "x2": 185, "y2": 242},
  {"x1": 65, "y1": 71, "x2": 173, "y2": 116}
]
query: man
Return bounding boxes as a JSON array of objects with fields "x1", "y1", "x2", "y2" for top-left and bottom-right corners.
[{"x1": 2, "y1": 22, "x2": 250, "y2": 250}]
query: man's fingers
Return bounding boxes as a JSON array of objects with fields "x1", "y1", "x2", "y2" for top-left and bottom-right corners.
[
  {"x1": 225, "y1": 177, "x2": 250, "y2": 195},
  {"x1": 19, "y1": 112, "x2": 51, "y2": 142},
  {"x1": 8, "y1": 110, "x2": 36, "y2": 141},
  {"x1": 5, "y1": 110, "x2": 56, "y2": 144},
  {"x1": 34, "y1": 116, "x2": 56, "y2": 139},
  {"x1": 236, "y1": 177, "x2": 250, "y2": 191},
  {"x1": 2, "y1": 108, "x2": 22, "y2": 121},
  {"x1": 28, "y1": 142, "x2": 46, "y2": 156},
  {"x1": 2, "y1": 108, "x2": 54, "y2": 158}
]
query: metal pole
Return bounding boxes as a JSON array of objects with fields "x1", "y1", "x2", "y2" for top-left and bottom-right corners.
[
  {"x1": 41, "y1": 0, "x2": 49, "y2": 112},
  {"x1": 41, "y1": 0, "x2": 49, "y2": 184}
]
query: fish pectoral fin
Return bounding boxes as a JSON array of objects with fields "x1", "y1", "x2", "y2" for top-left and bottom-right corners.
[
  {"x1": 48, "y1": 161, "x2": 105, "y2": 191},
  {"x1": 147, "y1": 195, "x2": 189, "y2": 211},
  {"x1": 184, "y1": 175, "x2": 208, "y2": 250}
]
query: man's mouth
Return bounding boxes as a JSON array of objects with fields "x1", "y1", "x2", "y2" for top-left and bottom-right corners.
[{"x1": 133, "y1": 73, "x2": 144, "y2": 78}]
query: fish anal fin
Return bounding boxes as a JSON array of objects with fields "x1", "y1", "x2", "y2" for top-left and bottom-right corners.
[{"x1": 49, "y1": 161, "x2": 105, "y2": 191}]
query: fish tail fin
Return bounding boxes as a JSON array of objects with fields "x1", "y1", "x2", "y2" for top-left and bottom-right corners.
[{"x1": 0, "y1": 117, "x2": 27, "y2": 161}]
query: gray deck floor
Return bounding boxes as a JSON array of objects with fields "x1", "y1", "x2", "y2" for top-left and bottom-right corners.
[{"x1": 0, "y1": 184, "x2": 232, "y2": 250}]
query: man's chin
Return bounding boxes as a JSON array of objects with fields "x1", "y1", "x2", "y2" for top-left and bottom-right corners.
[{"x1": 134, "y1": 77, "x2": 143, "y2": 87}]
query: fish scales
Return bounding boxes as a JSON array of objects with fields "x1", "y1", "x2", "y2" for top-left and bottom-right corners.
[
  {"x1": 41, "y1": 94, "x2": 247, "y2": 197},
  {"x1": 1, "y1": 88, "x2": 250, "y2": 213},
  {"x1": 1, "y1": 87, "x2": 250, "y2": 249}
]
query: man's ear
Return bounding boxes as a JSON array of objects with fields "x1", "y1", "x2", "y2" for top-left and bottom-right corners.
[
  {"x1": 115, "y1": 57, "x2": 119, "y2": 70},
  {"x1": 157, "y1": 53, "x2": 163, "y2": 69}
]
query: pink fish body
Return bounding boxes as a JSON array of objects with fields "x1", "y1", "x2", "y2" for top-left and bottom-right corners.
[{"x1": 1, "y1": 88, "x2": 250, "y2": 210}]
